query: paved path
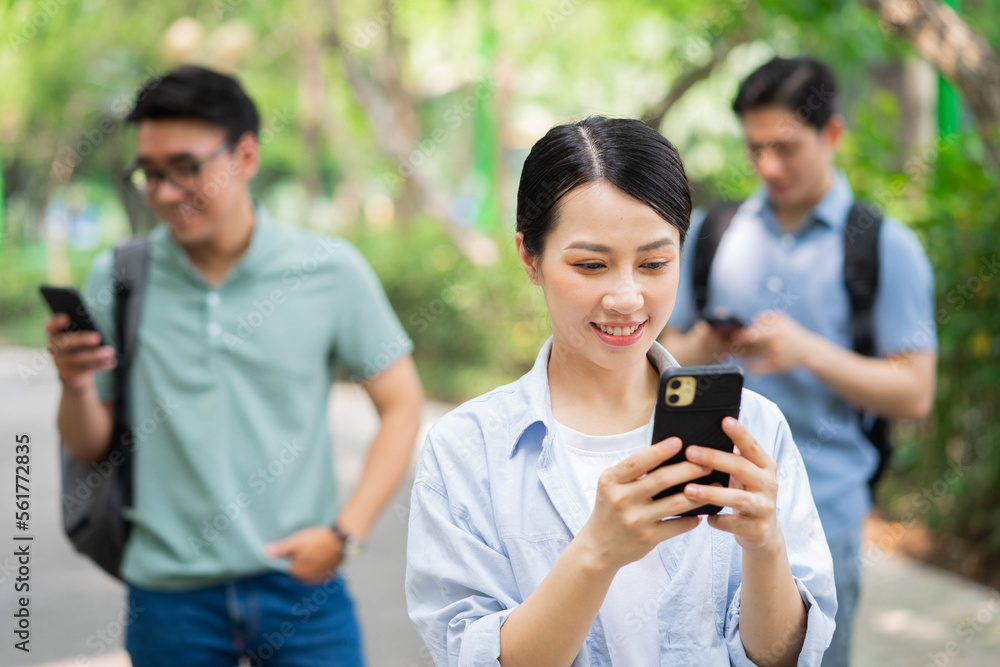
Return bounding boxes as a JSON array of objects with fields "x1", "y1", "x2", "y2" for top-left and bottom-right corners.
[{"x1": 1, "y1": 346, "x2": 997, "y2": 666}]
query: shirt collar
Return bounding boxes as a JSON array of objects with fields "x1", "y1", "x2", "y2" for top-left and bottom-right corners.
[
  {"x1": 743, "y1": 170, "x2": 854, "y2": 233},
  {"x1": 506, "y1": 337, "x2": 681, "y2": 458},
  {"x1": 228, "y1": 202, "x2": 276, "y2": 281},
  {"x1": 810, "y1": 171, "x2": 853, "y2": 230},
  {"x1": 151, "y1": 200, "x2": 276, "y2": 286}
]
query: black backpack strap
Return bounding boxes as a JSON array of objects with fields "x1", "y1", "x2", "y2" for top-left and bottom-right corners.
[
  {"x1": 693, "y1": 202, "x2": 741, "y2": 316},
  {"x1": 112, "y1": 237, "x2": 150, "y2": 370},
  {"x1": 843, "y1": 201, "x2": 889, "y2": 490},
  {"x1": 843, "y1": 202, "x2": 882, "y2": 358},
  {"x1": 110, "y1": 236, "x2": 150, "y2": 506}
]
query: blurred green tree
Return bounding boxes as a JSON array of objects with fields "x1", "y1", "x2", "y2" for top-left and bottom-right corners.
[{"x1": 1, "y1": 0, "x2": 999, "y2": 579}]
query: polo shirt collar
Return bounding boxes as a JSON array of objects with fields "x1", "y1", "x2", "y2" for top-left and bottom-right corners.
[
  {"x1": 506, "y1": 337, "x2": 680, "y2": 458},
  {"x1": 151, "y1": 200, "x2": 276, "y2": 287},
  {"x1": 228, "y1": 203, "x2": 276, "y2": 281}
]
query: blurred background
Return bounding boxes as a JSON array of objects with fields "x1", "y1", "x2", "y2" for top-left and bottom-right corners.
[{"x1": 2, "y1": 0, "x2": 1000, "y2": 662}]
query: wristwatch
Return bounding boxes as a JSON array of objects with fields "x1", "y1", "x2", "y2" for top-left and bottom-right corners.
[{"x1": 331, "y1": 523, "x2": 367, "y2": 562}]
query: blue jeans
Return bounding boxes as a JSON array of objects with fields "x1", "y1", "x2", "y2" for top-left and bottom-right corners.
[
  {"x1": 821, "y1": 524, "x2": 862, "y2": 667},
  {"x1": 126, "y1": 571, "x2": 364, "y2": 667}
]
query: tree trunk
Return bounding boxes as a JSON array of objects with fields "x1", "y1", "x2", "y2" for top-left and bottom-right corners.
[
  {"x1": 42, "y1": 143, "x2": 76, "y2": 285},
  {"x1": 298, "y1": 18, "x2": 327, "y2": 201},
  {"x1": 641, "y1": 34, "x2": 749, "y2": 130},
  {"x1": 106, "y1": 115, "x2": 156, "y2": 235},
  {"x1": 324, "y1": 0, "x2": 498, "y2": 264},
  {"x1": 862, "y1": 0, "x2": 1000, "y2": 166},
  {"x1": 324, "y1": 1, "x2": 443, "y2": 218}
]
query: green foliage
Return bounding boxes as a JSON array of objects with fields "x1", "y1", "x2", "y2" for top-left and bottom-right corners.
[
  {"x1": 841, "y1": 90, "x2": 1000, "y2": 569},
  {"x1": 880, "y1": 137, "x2": 1000, "y2": 555},
  {"x1": 349, "y1": 221, "x2": 547, "y2": 401},
  {"x1": 0, "y1": 244, "x2": 48, "y2": 333},
  {"x1": 3, "y1": 0, "x2": 1000, "y2": 571},
  {"x1": 0, "y1": 244, "x2": 103, "y2": 347}
]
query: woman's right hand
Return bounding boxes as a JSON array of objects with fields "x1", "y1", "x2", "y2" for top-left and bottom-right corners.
[
  {"x1": 577, "y1": 437, "x2": 707, "y2": 572},
  {"x1": 45, "y1": 314, "x2": 116, "y2": 391}
]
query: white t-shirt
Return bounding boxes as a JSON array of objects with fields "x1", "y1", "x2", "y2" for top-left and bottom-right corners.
[{"x1": 554, "y1": 417, "x2": 667, "y2": 667}]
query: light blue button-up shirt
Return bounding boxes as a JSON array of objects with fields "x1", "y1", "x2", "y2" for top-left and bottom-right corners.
[
  {"x1": 668, "y1": 173, "x2": 936, "y2": 543},
  {"x1": 406, "y1": 338, "x2": 836, "y2": 666}
]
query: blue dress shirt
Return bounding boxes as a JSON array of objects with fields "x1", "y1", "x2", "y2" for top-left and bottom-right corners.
[{"x1": 668, "y1": 172, "x2": 937, "y2": 543}]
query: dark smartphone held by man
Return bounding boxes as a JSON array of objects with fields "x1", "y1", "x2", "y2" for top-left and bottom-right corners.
[
  {"x1": 40, "y1": 286, "x2": 106, "y2": 340},
  {"x1": 703, "y1": 308, "x2": 745, "y2": 337},
  {"x1": 40, "y1": 285, "x2": 117, "y2": 388}
]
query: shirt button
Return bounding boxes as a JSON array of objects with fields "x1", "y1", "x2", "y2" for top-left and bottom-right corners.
[
  {"x1": 207, "y1": 323, "x2": 222, "y2": 337},
  {"x1": 206, "y1": 292, "x2": 221, "y2": 307},
  {"x1": 781, "y1": 234, "x2": 795, "y2": 249},
  {"x1": 766, "y1": 276, "x2": 784, "y2": 293}
]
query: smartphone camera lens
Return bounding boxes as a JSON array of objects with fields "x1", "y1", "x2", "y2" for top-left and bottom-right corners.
[
  {"x1": 671, "y1": 380, "x2": 681, "y2": 389},
  {"x1": 668, "y1": 394, "x2": 679, "y2": 404}
]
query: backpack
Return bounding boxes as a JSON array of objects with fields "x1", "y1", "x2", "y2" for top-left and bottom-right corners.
[
  {"x1": 60, "y1": 237, "x2": 149, "y2": 579},
  {"x1": 692, "y1": 201, "x2": 891, "y2": 490}
]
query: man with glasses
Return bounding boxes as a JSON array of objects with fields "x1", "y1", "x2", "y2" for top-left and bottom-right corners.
[
  {"x1": 44, "y1": 65, "x2": 423, "y2": 666},
  {"x1": 661, "y1": 56, "x2": 937, "y2": 666}
]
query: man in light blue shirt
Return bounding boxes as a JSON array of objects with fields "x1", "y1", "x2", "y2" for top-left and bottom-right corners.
[{"x1": 662, "y1": 56, "x2": 937, "y2": 666}]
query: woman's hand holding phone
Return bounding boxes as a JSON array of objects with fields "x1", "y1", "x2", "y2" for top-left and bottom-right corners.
[
  {"x1": 681, "y1": 417, "x2": 783, "y2": 553},
  {"x1": 45, "y1": 313, "x2": 117, "y2": 391},
  {"x1": 576, "y1": 438, "x2": 710, "y2": 572}
]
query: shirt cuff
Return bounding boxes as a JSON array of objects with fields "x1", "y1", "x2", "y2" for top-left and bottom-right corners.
[
  {"x1": 725, "y1": 577, "x2": 836, "y2": 667},
  {"x1": 457, "y1": 606, "x2": 518, "y2": 667}
]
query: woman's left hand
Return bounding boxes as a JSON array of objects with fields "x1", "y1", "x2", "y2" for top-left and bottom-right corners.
[{"x1": 682, "y1": 417, "x2": 782, "y2": 552}]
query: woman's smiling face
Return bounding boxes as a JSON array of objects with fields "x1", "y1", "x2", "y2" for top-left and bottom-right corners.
[{"x1": 517, "y1": 180, "x2": 682, "y2": 372}]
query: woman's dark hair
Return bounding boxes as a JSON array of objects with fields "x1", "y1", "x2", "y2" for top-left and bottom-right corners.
[
  {"x1": 732, "y1": 56, "x2": 837, "y2": 131},
  {"x1": 126, "y1": 65, "x2": 259, "y2": 145},
  {"x1": 516, "y1": 116, "x2": 691, "y2": 257}
]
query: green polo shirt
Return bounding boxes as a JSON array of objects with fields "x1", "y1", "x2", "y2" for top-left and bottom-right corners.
[{"x1": 82, "y1": 204, "x2": 412, "y2": 590}]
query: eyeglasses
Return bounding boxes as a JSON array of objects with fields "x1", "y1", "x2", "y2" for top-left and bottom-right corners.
[{"x1": 124, "y1": 142, "x2": 232, "y2": 195}]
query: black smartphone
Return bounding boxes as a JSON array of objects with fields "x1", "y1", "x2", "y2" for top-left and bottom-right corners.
[
  {"x1": 650, "y1": 364, "x2": 744, "y2": 515},
  {"x1": 39, "y1": 285, "x2": 106, "y2": 345},
  {"x1": 704, "y1": 315, "x2": 744, "y2": 331}
]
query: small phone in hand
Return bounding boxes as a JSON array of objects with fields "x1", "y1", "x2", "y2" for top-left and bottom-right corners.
[
  {"x1": 703, "y1": 308, "x2": 745, "y2": 334},
  {"x1": 39, "y1": 285, "x2": 106, "y2": 345},
  {"x1": 650, "y1": 365, "x2": 744, "y2": 515},
  {"x1": 704, "y1": 315, "x2": 744, "y2": 330}
]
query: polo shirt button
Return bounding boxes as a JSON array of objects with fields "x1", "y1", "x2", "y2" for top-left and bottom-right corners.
[
  {"x1": 781, "y1": 234, "x2": 794, "y2": 249},
  {"x1": 207, "y1": 292, "x2": 221, "y2": 307},
  {"x1": 766, "y1": 276, "x2": 784, "y2": 293},
  {"x1": 207, "y1": 323, "x2": 222, "y2": 337}
]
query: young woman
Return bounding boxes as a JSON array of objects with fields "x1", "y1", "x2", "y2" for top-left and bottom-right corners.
[{"x1": 406, "y1": 117, "x2": 836, "y2": 667}]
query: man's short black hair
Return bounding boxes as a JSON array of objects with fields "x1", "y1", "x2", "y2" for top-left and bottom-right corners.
[
  {"x1": 732, "y1": 56, "x2": 837, "y2": 131},
  {"x1": 126, "y1": 65, "x2": 259, "y2": 145}
]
